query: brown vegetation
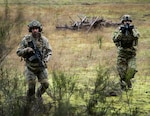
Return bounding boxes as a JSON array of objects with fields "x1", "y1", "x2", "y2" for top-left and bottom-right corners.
[{"x1": 0, "y1": 2, "x2": 150, "y2": 115}]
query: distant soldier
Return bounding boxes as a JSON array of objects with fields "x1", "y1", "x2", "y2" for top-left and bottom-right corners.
[
  {"x1": 112, "y1": 15, "x2": 140, "y2": 90},
  {"x1": 16, "y1": 20, "x2": 52, "y2": 103}
]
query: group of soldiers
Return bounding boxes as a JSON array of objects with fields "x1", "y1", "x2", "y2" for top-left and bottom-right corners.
[{"x1": 16, "y1": 14, "x2": 140, "y2": 105}]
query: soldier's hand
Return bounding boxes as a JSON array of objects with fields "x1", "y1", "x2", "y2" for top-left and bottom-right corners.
[
  {"x1": 132, "y1": 29, "x2": 140, "y2": 38},
  {"x1": 44, "y1": 55, "x2": 51, "y2": 63},
  {"x1": 24, "y1": 47, "x2": 34, "y2": 53}
]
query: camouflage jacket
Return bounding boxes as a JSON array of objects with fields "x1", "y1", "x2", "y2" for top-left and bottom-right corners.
[
  {"x1": 112, "y1": 25, "x2": 140, "y2": 49},
  {"x1": 16, "y1": 34, "x2": 52, "y2": 71}
]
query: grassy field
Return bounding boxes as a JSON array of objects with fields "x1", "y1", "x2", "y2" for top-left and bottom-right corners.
[
  {"x1": 1, "y1": 1, "x2": 150, "y2": 115},
  {"x1": 0, "y1": 0, "x2": 150, "y2": 4}
]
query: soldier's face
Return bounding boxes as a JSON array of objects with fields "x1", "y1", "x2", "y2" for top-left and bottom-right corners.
[
  {"x1": 31, "y1": 27, "x2": 40, "y2": 37},
  {"x1": 32, "y1": 27, "x2": 39, "y2": 33},
  {"x1": 124, "y1": 21, "x2": 131, "y2": 25}
]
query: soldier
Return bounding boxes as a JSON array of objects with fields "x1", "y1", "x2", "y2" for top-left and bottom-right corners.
[
  {"x1": 112, "y1": 15, "x2": 140, "y2": 90},
  {"x1": 16, "y1": 20, "x2": 52, "y2": 103}
]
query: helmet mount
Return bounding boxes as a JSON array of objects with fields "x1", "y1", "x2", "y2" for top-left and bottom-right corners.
[
  {"x1": 28, "y1": 20, "x2": 43, "y2": 32},
  {"x1": 121, "y1": 15, "x2": 132, "y2": 23}
]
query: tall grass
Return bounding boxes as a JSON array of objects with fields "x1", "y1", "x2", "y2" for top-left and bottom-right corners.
[
  {"x1": 44, "y1": 67, "x2": 140, "y2": 116},
  {"x1": 0, "y1": 66, "x2": 141, "y2": 115},
  {"x1": 0, "y1": 1, "x2": 149, "y2": 116},
  {"x1": 46, "y1": 70, "x2": 78, "y2": 116},
  {"x1": 0, "y1": 66, "x2": 26, "y2": 116},
  {"x1": 0, "y1": 0, "x2": 25, "y2": 66},
  {"x1": 87, "y1": 65, "x2": 141, "y2": 116},
  {"x1": 0, "y1": 1, "x2": 26, "y2": 115}
]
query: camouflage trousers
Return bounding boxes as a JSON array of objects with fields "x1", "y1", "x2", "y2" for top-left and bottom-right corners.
[
  {"x1": 117, "y1": 48, "x2": 137, "y2": 89},
  {"x1": 24, "y1": 67, "x2": 49, "y2": 102}
]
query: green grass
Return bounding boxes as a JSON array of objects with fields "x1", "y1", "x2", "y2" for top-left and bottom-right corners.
[{"x1": 1, "y1": 1, "x2": 150, "y2": 115}]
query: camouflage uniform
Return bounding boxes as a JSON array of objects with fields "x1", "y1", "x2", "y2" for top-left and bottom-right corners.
[
  {"x1": 16, "y1": 20, "x2": 52, "y2": 102},
  {"x1": 112, "y1": 15, "x2": 140, "y2": 90}
]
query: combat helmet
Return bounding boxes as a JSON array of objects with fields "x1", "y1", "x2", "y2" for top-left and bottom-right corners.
[
  {"x1": 28, "y1": 20, "x2": 43, "y2": 32},
  {"x1": 121, "y1": 15, "x2": 132, "y2": 23}
]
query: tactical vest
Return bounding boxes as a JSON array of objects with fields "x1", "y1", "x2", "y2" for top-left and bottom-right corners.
[
  {"x1": 119, "y1": 32, "x2": 135, "y2": 48},
  {"x1": 24, "y1": 35, "x2": 45, "y2": 71}
]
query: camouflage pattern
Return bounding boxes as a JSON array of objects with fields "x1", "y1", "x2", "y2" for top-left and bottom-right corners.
[
  {"x1": 113, "y1": 24, "x2": 139, "y2": 89},
  {"x1": 16, "y1": 33, "x2": 52, "y2": 101},
  {"x1": 121, "y1": 14, "x2": 132, "y2": 23},
  {"x1": 17, "y1": 34, "x2": 52, "y2": 72}
]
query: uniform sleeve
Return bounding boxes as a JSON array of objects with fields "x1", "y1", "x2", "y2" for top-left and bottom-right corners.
[
  {"x1": 42, "y1": 37, "x2": 52, "y2": 62},
  {"x1": 132, "y1": 28, "x2": 140, "y2": 38},
  {"x1": 132, "y1": 28, "x2": 140, "y2": 46},
  {"x1": 16, "y1": 37, "x2": 28, "y2": 57},
  {"x1": 112, "y1": 28, "x2": 122, "y2": 47}
]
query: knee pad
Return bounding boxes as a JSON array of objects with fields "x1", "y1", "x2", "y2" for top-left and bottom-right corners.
[
  {"x1": 126, "y1": 68, "x2": 137, "y2": 79},
  {"x1": 41, "y1": 82, "x2": 49, "y2": 89},
  {"x1": 36, "y1": 82, "x2": 49, "y2": 97}
]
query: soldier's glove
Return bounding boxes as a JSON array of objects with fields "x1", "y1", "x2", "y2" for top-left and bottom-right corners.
[
  {"x1": 132, "y1": 29, "x2": 140, "y2": 38},
  {"x1": 24, "y1": 47, "x2": 34, "y2": 53},
  {"x1": 44, "y1": 55, "x2": 51, "y2": 63},
  {"x1": 113, "y1": 32, "x2": 122, "y2": 42}
]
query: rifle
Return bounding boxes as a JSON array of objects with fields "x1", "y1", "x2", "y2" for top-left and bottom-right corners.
[
  {"x1": 120, "y1": 24, "x2": 134, "y2": 36},
  {"x1": 27, "y1": 40, "x2": 44, "y2": 68},
  {"x1": 118, "y1": 24, "x2": 138, "y2": 48}
]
